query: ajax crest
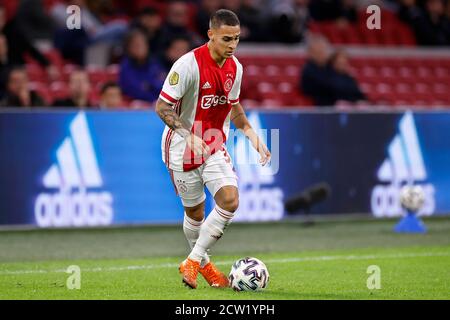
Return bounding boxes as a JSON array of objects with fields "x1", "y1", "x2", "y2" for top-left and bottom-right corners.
[{"x1": 224, "y1": 78, "x2": 233, "y2": 92}]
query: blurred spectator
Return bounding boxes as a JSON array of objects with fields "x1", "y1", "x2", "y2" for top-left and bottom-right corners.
[
  {"x1": 309, "y1": 0, "x2": 342, "y2": 21},
  {"x1": 399, "y1": 0, "x2": 450, "y2": 46},
  {"x1": 398, "y1": 0, "x2": 423, "y2": 24},
  {"x1": 119, "y1": 29, "x2": 165, "y2": 103},
  {"x1": 1, "y1": 67, "x2": 45, "y2": 107},
  {"x1": 196, "y1": 0, "x2": 222, "y2": 40},
  {"x1": 14, "y1": 0, "x2": 55, "y2": 41},
  {"x1": 86, "y1": 0, "x2": 121, "y2": 19},
  {"x1": 336, "y1": 0, "x2": 358, "y2": 26},
  {"x1": 300, "y1": 35, "x2": 334, "y2": 106},
  {"x1": 130, "y1": 7, "x2": 164, "y2": 54},
  {"x1": 301, "y1": 39, "x2": 366, "y2": 107},
  {"x1": 328, "y1": 49, "x2": 366, "y2": 104},
  {"x1": 51, "y1": 0, "x2": 128, "y2": 65},
  {"x1": 99, "y1": 81, "x2": 123, "y2": 109},
  {"x1": 52, "y1": 70, "x2": 92, "y2": 107},
  {"x1": 159, "y1": 36, "x2": 192, "y2": 73},
  {"x1": 309, "y1": 0, "x2": 356, "y2": 24},
  {"x1": 447, "y1": 0, "x2": 450, "y2": 19},
  {"x1": 268, "y1": 0, "x2": 310, "y2": 43},
  {"x1": 159, "y1": 1, "x2": 202, "y2": 49},
  {"x1": 309, "y1": 0, "x2": 357, "y2": 24},
  {"x1": 235, "y1": 0, "x2": 268, "y2": 42},
  {"x1": 0, "y1": 33, "x2": 12, "y2": 99},
  {"x1": 0, "y1": 6, "x2": 57, "y2": 80},
  {"x1": 422, "y1": 0, "x2": 450, "y2": 46}
]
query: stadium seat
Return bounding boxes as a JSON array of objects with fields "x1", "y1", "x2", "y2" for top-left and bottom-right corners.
[
  {"x1": 49, "y1": 81, "x2": 69, "y2": 100},
  {"x1": 106, "y1": 64, "x2": 120, "y2": 82},
  {"x1": 44, "y1": 49, "x2": 65, "y2": 68},
  {"x1": 86, "y1": 66, "x2": 108, "y2": 84},
  {"x1": 311, "y1": 9, "x2": 417, "y2": 47},
  {"x1": 237, "y1": 52, "x2": 450, "y2": 108},
  {"x1": 26, "y1": 64, "x2": 46, "y2": 82},
  {"x1": 2, "y1": 0, "x2": 19, "y2": 21}
]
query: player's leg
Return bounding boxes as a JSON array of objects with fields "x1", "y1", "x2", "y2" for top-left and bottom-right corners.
[
  {"x1": 213, "y1": 185, "x2": 239, "y2": 212},
  {"x1": 182, "y1": 201, "x2": 210, "y2": 267},
  {"x1": 189, "y1": 184, "x2": 238, "y2": 263},
  {"x1": 171, "y1": 169, "x2": 207, "y2": 288},
  {"x1": 183, "y1": 202, "x2": 204, "y2": 251},
  {"x1": 186, "y1": 150, "x2": 238, "y2": 288},
  {"x1": 186, "y1": 182, "x2": 238, "y2": 288},
  {"x1": 190, "y1": 150, "x2": 239, "y2": 260}
]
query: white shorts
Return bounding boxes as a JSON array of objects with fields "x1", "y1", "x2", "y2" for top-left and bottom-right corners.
[{"x1": 169, "y1": 149, "x2": 238, "y2": 207}]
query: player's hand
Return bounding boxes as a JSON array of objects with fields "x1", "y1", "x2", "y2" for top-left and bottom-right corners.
[
  {"x1": 185, "y1": 133, "x2": 210, "y2": 157},
  {"x1": 253, "y1": 138, "x2": 271, "y2": 166}
]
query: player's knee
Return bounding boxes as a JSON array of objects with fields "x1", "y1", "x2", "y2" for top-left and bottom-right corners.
[
  {"x1": 188, "y1": 210, "x2": 204, "y2": 221},
  {"x1": 218, "y1": 194, "x2": 239, "y2": 213},
  {"x1": 185, "y1": 203, "x2": 205, "y2": 221}
]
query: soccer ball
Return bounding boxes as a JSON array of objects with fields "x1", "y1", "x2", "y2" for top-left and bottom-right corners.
[
  {"x1": 400, "y1": 185, "x2": 425, "y2": 212},
  {"x1": 229, "y1": 257, "x2": 269, "y2": 291}
]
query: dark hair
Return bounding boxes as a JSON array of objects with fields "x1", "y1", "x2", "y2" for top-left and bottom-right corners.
[
  {"x1": 209, "y1": 9, "x2": 240, "y2": 29},
  {"x1": 100, "y1": 81, "x2": 120, "y2": 95}
]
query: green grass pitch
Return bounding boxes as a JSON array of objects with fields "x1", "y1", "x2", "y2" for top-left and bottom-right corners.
[{"x1": 0, "y1": 216, "x2": 449, "y2": 300}]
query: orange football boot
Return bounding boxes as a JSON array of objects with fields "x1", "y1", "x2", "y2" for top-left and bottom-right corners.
[
  {"x1": 180, "y1": 260, "x2": 229, "y2": 288},
  {"x1": 199, "y1": 262, "x2": 230, "y2": 288},
  {"x1": 179, "y1": 258, "x2": 200, "y2": 289}
]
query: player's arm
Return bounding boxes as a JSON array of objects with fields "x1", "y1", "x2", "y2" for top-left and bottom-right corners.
[
  {"x1": 231, "y1": 102, "x2": 271, "y2": 166},
  {"x1": 155, "y1": 98, "x2": 209, "y2": 157}
]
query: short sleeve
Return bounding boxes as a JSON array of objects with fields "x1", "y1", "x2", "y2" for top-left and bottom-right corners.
[
  {"x1": 159, "y1": 54, "x2": 194, "y2": 104},
  {"x1": 228, "y1": 59, "x2": 243, "y2": 106}
]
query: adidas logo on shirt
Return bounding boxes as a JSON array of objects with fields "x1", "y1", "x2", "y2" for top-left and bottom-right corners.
[
  {"x1": 202, "y1": 82, "x2": 212, "y2": 89},
  {"x1": 34, "y1": 112, "x2": 113, "y2": 227},
  {"x1": 371, "y1": 111, "x2": 435, "y2": 217}
]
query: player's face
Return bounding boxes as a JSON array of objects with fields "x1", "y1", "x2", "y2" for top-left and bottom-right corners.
[{"x1": 209, "y1": 25, "x2": 240, "y2": 59}]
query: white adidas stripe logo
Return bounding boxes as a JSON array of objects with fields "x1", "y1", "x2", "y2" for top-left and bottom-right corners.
[
  {"x1": 371, "y1": 111, "x2": 435, "y2": 217},
  {"x1": 43, "y1": 112, "x2": 103, "y2": 188},
  {"x1": 34, "y1": 112, "x2": 113, "y2": 228},
  {"x1": 202, "y1": 81, "x2": 212, "y2": 89},
  {"x1": 377, "y1": 111, "x2": 426, "y2": 183}
]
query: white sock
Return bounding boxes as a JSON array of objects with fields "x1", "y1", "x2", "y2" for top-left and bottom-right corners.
[
  {"x1": 183, "y1": 214, "x2": 210, "y2": 267},
  {"x1": 188, "y1": 206, "x2": 234, "y2": 263}
]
